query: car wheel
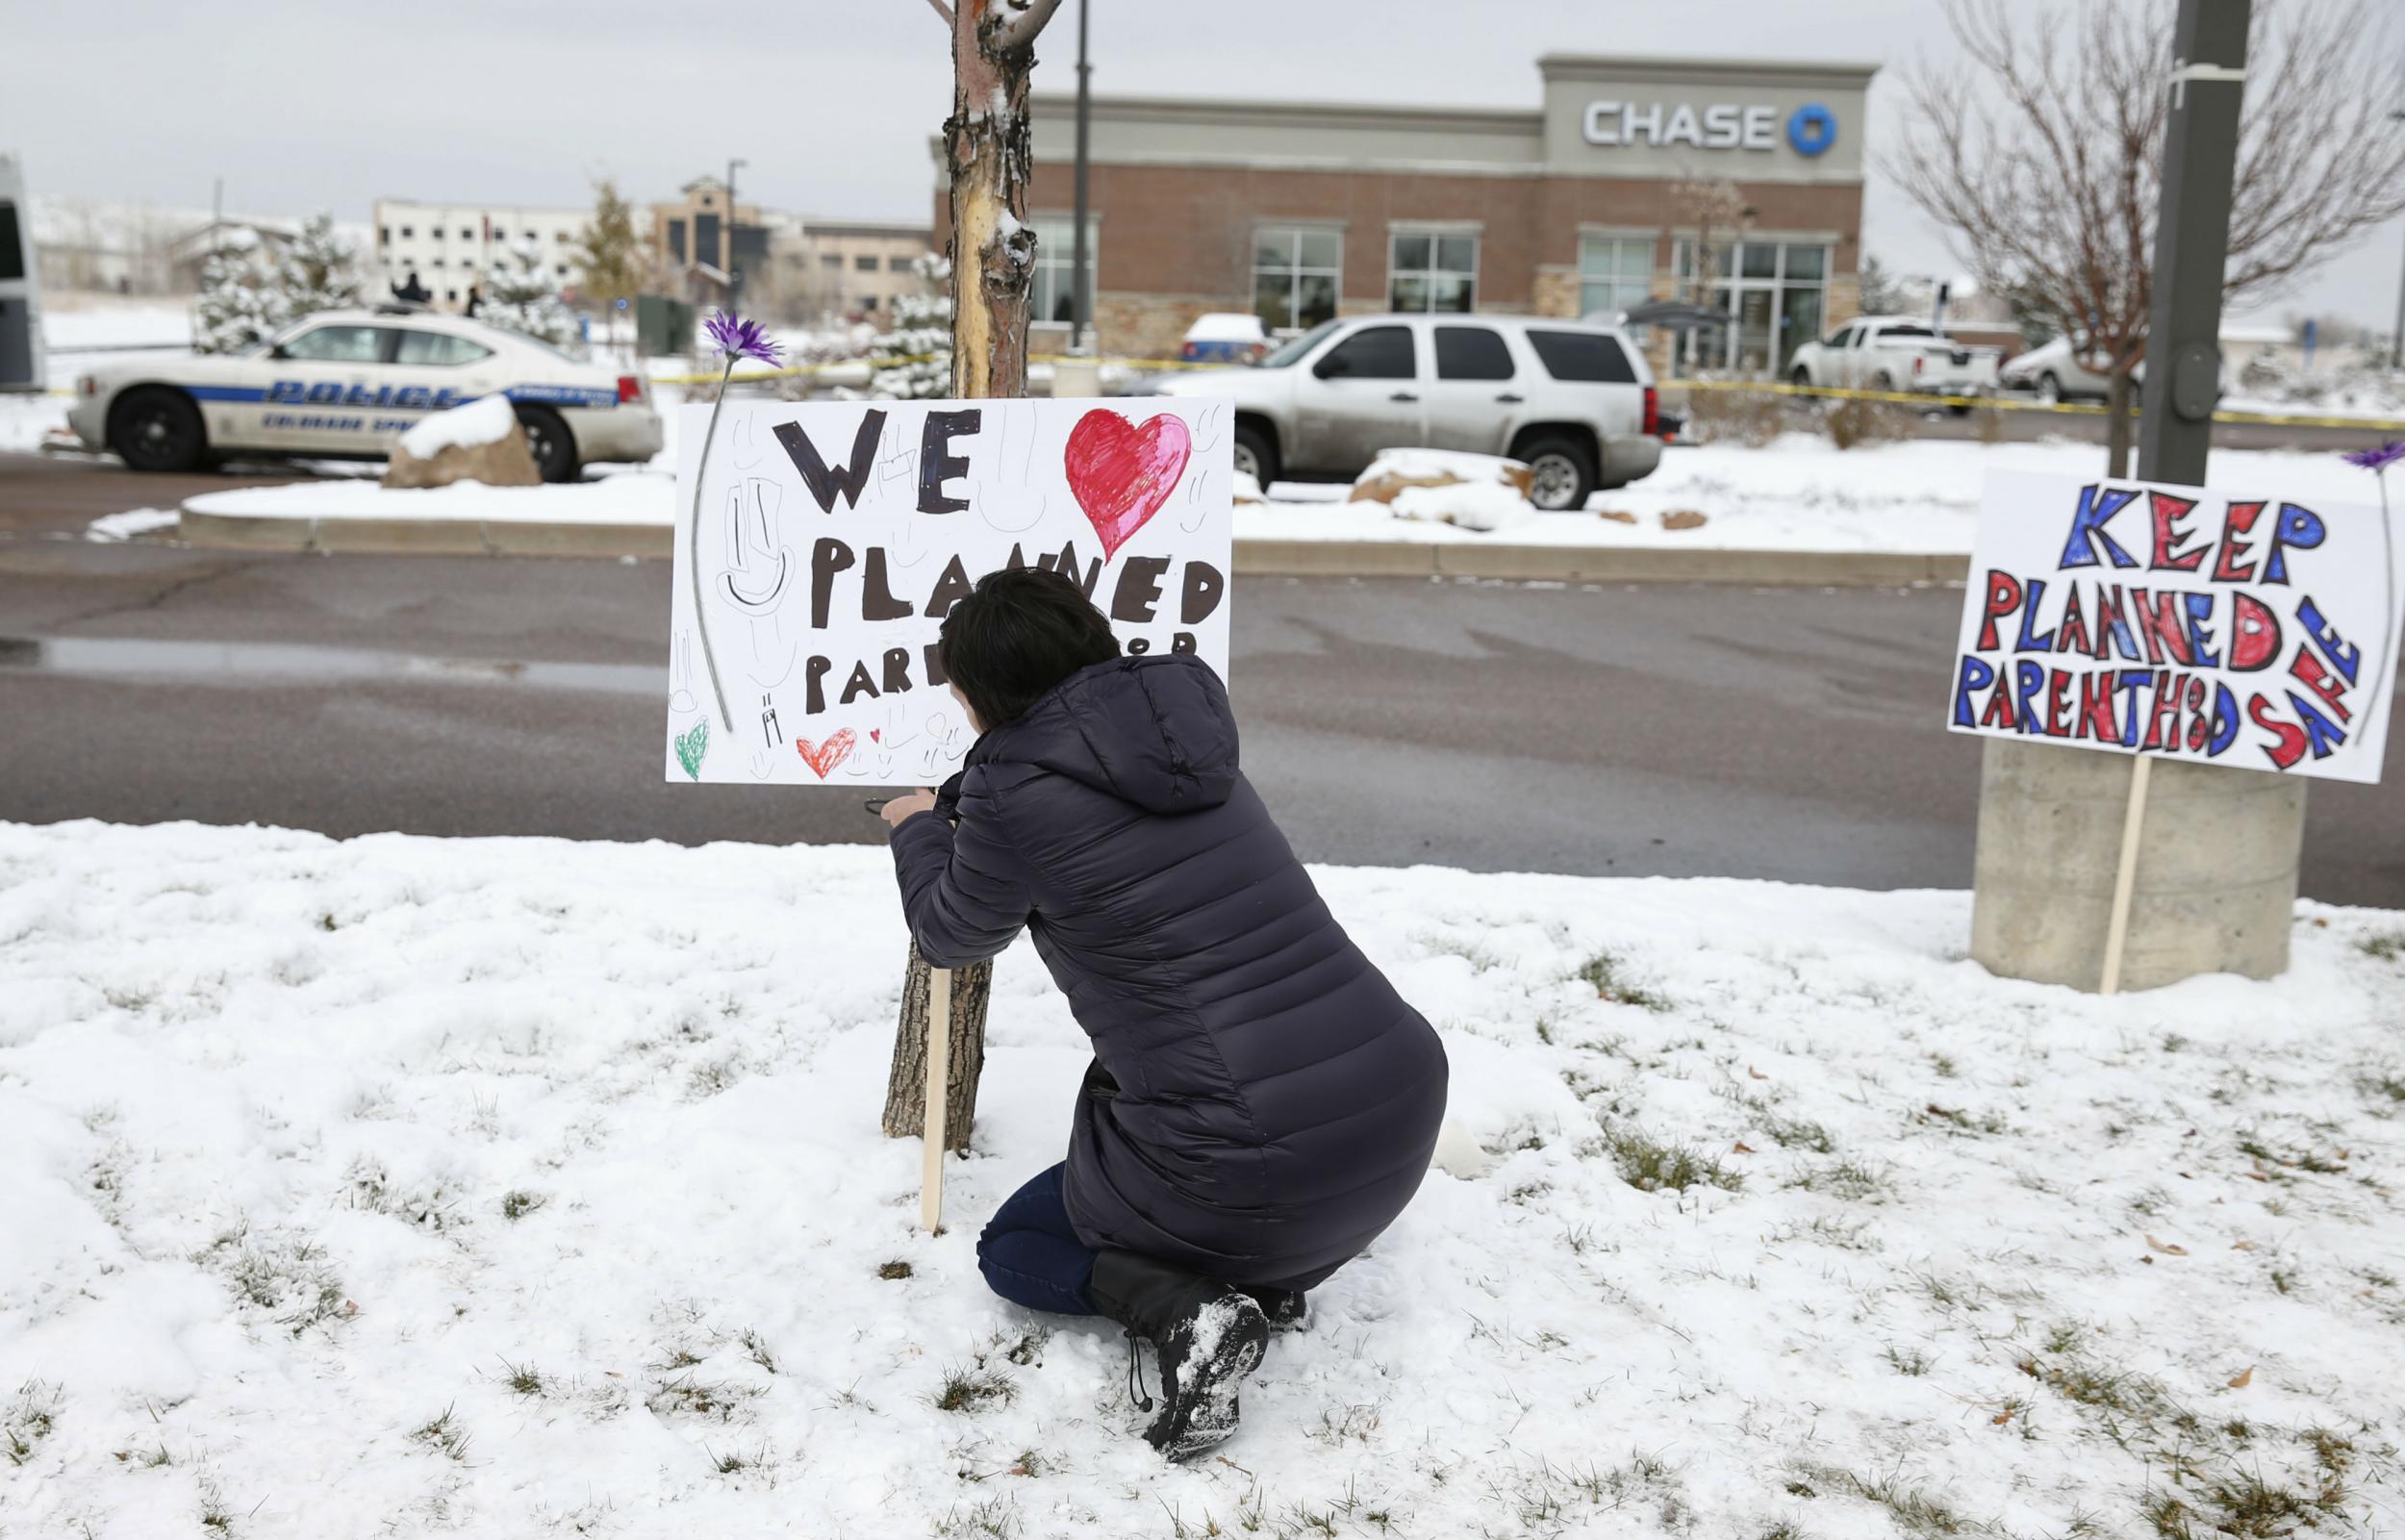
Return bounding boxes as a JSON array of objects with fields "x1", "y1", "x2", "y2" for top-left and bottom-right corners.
[
  {"x1": 1520, "y1": 435, "x2": 1597, "y2": 513},
  {"x1": 516, "y1": 405, "x2": 579, "y2": 483},
  {"x1": 1873, "y1": 372, "x2": 1898, "y2": 393},
  {"x1": 2037, "y1": 372, "x2": 2063, "y2": 405},
  {"x1": 1232, "y1": 421, "x2": 1278, "y2": 489},
  {"x1": 109, "y1": 388, "x2": 207, "y2": 473},
  {"x1": 1788, "y1": 366, "x2": 1814, "y2": 392}
]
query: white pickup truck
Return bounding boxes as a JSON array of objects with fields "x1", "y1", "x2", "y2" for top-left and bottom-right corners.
[{"x1": 1787, "y1": 316, "x2": 2002, "y2": 399}]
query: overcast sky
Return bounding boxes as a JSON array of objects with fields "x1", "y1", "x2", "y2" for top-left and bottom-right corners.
[{"x1": 6, "y1": 0, "x2": 2400, "y2": 329}]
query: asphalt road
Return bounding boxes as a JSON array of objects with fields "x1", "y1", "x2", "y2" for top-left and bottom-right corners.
[{"x1": 4, "y1": 450, "x2": 2400, "y2": 904}]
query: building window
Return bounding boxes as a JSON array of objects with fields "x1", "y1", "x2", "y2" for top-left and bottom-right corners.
[
  {"x1": 493, "y1": 228, "x2": 507, "y2": 242},
  {"x1": 444, "y1": 289, "x2": 458, "y2": 302},
  {"x1": 1030, "y1": 216, "x2": 1097, "y2": 325},
  {"x1": 430, "y1": 257, "x2": 444, "y2": 268},
  {"x1": 854, "y1": 254, "x2": 878, "y2": 271},
  {"x1": 1252, "y1": 226, "x2": 1340, "y2": 333},
  {"x1": 555, "y1": 265, "x2": 569, "y2": 278},
  {"x1": 556, "y1": 231, "x2": 570, "y2": 243},
  {"x1": 1673, "y1": 240, "x2": 1832, "y2": 374},
  {"x1": 459, "y1": 227, "x2": 472, "y2": 241},
  {"x1": 888, "y1": 255, "x2": 913, "y2": 272},
  {"x1": 668, "y1": 219, "x2": 686, "y2": 264},
  {"x1": 1578, "y1": 236, "x2": 1653, "y2": 320},
  {"x1": 379, "y1": 226, "x2": 391, "y2": 245},
  {"x1": 862, "y1": 295, "x2": 878, "y2": 311},
  {"x1": 400, "y1": 225, "x2": 414, "y2": 239},
  {"x1": 820, "y1": 254, "x2": 843, "y2": 270},
  {"x1": 1389, "y1": 231, "x2": 1476, "y2": 313},
  {"x1": 696, "y1": 214, "x2": 721, "y2": 269}
]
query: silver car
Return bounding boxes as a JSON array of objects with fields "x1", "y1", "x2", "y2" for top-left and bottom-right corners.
[{"x1": 1148, "y1": 314, "x2": 1662, "y2": 510}]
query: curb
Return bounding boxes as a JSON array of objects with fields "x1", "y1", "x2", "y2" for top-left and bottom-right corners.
[{"x1": 177, "y1": 502, "x2": 1965, "y2": 587}]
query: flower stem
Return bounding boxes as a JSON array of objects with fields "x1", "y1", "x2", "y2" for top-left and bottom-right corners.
[{"x1": 687, "y1": 361, "x2": 737, "y2": 733}]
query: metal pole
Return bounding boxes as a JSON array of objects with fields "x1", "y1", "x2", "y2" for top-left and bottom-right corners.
[
  {"x1": 725, "y1": 157, "x2": 747, "y2": 314},
  {"x1": 1070, "y1": 0, "x2": 1092, "y2": 353},
  {"x1": 2136, "y1": 0, "x2": 2247, "y2": 487},
  {"x1": 2391, "y1": 114, "x2": 2405, "y2": 372}
]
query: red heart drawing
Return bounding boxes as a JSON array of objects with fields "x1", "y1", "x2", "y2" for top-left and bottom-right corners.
[
  {"x1": 1063, "y1": 409, "x2": 1192, "y2": 561},
  {"x1": 869, "y1": 728, "x2": 881, "y2": 743},
  {"x1": 796, "y1": 730, "x2": 856, "y2": 778}
]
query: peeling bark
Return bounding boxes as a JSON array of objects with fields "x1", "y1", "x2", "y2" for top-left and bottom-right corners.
[{"x1": 885, "y1": 0, "x2": 1061, "y2": 1151}]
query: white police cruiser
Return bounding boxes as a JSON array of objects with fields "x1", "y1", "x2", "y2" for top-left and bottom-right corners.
[{"x1": 68, "y1": 305, "x2": 663, "y2": 481}]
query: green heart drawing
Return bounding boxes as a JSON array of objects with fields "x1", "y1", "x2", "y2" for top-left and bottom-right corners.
[{"x1": 674, "y1": 720, "x2": 709, "y2": 781}]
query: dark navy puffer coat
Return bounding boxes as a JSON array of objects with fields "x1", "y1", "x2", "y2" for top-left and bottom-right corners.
[{"x1": 889, "y1": 654, "x2": 1448, "y2": 1292}]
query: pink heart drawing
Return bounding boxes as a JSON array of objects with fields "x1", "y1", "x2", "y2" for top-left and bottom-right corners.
[
  {"x1": 1063, "y1": 410, "x2": 1191, "y2": 561},
  {"x1": 869, "y1": 728, "x2": 881, "y2": 743},
  {"x1": 796, "y1": 730, "x2": 856, "y2": 779}
]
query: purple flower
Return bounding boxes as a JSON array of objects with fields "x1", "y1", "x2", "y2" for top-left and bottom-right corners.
[
  {"x1": 2342, "y1": 440, "x2": 2405, "y2": 473},
  {"x1": 704, "y1": 310, "x2": 782, "y2": 367}
]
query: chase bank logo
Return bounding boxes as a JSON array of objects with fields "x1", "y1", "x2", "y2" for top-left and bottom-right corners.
[{"x1": 1787, "y1": 102, "x2": 1837, "y2": 157}]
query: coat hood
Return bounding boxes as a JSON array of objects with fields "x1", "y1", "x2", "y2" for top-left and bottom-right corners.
[{"x1": 973, "y1": 654, "x2": 1237, "y2": 814}]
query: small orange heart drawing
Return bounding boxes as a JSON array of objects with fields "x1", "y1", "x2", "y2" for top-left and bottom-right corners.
[{"x1": 797, "y1": 730, "x2": 856, "y2": 778}]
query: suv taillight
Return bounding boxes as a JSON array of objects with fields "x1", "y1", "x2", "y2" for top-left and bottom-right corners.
[
  {"x1": 617, "y1": 374, "x2": 644, "y2": 404},
  {"x1": 1181, "y1": 341, "x2": 1200, "y2": 360},
  {"x1": 1641, "y1": 385, "x2": 1658, "y2": 438}
]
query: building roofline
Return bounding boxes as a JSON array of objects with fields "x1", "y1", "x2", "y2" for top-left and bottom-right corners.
[
  {"x1": 1029, "y1": 91, "x2": 1540, "y2": 135},
  {"x1": 1537, "y1": 52, "x2": 1882, "y2": 85}
]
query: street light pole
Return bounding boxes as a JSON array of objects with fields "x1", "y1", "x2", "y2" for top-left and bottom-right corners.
[
  {"x1": 1070, "y1": 0, "x2": 1092, "y2": 353},
  {"x1": 726, "y1": 156, "x2": 748, "y2": 313}
]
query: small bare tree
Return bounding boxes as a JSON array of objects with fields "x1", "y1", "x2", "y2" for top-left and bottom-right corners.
[
  {"x1": 883, "y1": 0, "x2": 1066, "y2": 1156},
  {"x1": 1889, "y1": 0, "x2": 2405, "y2": 476}
]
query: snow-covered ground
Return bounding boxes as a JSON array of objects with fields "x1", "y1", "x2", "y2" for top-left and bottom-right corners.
[
  {"x1": 183, "y1": 473, "x2": 672, "y2": 527},
  {"x1": 167, "y1": 433, "x2": 2390, "y2": 556},
  {"x1": 3, "y1": 820, "x2": 2399, "y2": 1539}
]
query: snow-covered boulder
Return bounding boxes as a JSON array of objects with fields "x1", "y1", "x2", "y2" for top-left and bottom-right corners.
[
  {"x1": 1346, "y1": 447, "x2": 1534, "y2": 507},
  {"x1": 1387, "y1": 477, "x2": 1534, "y2": 533},
  {"x1": 382, "y1": 395, "x2": 537, "y2": 490}
]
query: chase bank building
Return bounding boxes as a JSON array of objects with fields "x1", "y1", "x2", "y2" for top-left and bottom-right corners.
[{"x1": 993, "y1": 54, "x2": 1876, "y2": 372}]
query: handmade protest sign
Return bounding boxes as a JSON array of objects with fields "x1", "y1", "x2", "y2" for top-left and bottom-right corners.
[
  {"x1": 1947, "y1": 468, "x2": 2405, "y2": 785},
  {"x1": 666, "y1": 397, "x2": 1235, "y2": 785}
]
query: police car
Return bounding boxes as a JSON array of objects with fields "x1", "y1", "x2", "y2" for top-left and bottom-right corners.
[{"x1": 68, "y1": 305, "x2": 663, "y2": 481}]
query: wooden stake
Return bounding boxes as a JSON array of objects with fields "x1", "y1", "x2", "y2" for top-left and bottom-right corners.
[
  {"x1": 921, "y1": 965, "x2": 953, "y2": 1232},
  {"x1": 2099, "y1": 754, "x2": 2152, "y2": 996}
]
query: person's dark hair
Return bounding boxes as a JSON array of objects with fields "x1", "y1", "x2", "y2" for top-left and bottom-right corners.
[{"x1": 940, "y1": 567, "x2": 1120, "y2": 728}]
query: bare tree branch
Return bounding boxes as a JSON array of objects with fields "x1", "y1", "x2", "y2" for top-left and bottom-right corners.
[
  {"x1": 1883, "y1": 0, "x2": 2405, "y2": 475},
  {"x1": 925, "y1": 0, "x2": 953, "y2": 24}
]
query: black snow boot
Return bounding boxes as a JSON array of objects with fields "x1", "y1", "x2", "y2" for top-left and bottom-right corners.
[
  {"x1": 1240, "y1": 1286, "x2": 1309, "y2": 1332},
  {"x1": 1088, "y1": 1250, "x2": 1270, "y2": 1460}
]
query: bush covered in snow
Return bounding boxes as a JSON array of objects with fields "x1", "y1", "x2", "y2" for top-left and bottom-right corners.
[
  {"x1": 191, "y1": 247, "x2": 290, "y2": 355},
  {"x1": 275, "y1": 213, "x2": 361, "y2": 319},
  {"x1": 474, "y1": 238, "x2": 580, "y2": 350},
  {"x1": 863, "y1": 254, "x2": 952, "y2": 400}
]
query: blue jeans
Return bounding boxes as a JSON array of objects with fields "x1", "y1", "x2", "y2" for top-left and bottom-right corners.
[{"x1": 976, "y1": 1163, "x2": 1100, "y2": 1316}]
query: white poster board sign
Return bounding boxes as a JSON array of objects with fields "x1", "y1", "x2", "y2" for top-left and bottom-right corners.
[
  {"x1": 667, "y1": 396, "x2": 1234, "y2": 786},
  {"x1": 1948, "y1": 468, "x2": 2404, "y2": 784}
]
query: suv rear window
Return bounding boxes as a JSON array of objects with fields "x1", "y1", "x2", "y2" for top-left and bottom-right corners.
[
  {"x1": 1527, "y1": 329, "x2": 1635, "y2": 384},
  {"x1": 0, "y1": 203, "x2": 22, "y2": 281},
  {"x1": 1434, "y1": 326, "x2": 1515, "y2": 381}
]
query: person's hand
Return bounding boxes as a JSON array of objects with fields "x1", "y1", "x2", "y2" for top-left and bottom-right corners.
[{"x1": 879, "y1": 788, "x2": 939, "y2": 828}]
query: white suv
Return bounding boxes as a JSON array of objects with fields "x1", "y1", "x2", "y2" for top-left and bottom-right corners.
[{"x1": 1147, "y1": 314, "x2": 1661, "y2": 510}]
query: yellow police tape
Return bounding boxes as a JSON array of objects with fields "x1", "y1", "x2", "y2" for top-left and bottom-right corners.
[{"x1": 1658, "y1": 377, "x2": 2405, "y2": 433}]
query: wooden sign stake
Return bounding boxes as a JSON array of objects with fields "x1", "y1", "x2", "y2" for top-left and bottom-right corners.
[
  {"x1": 2098, "y1": 756, "x2": 2153, "y2": 996},
  {"x1": 921, "y1": 965, "x2": 953, "y2": 1232}
]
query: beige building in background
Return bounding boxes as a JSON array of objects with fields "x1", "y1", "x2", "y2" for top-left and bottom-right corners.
[
  {"x1": 797, "y1": 218, "x2": 935, "y2": 322},
  {"x1": 373, "y1": 199, "x2": 586, "y2": 311}
]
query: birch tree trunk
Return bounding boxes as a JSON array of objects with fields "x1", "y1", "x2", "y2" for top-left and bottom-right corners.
[{"x1": 882, "y1": 0, "x2": 1062, "y2": 1153}]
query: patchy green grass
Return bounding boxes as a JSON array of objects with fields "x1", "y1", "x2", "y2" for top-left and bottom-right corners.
[
  {"x1": 408, "y1": 1404, "x2": 472, "y2": 1463},
  {"x1": 1783, "y1": 1159, "x2": 1891, "y2": 1203},
  {"x1": 2355, "y1": 931, "x2": 2404, "y2": 963},
  {"x1": 4, "y1": 1380, "x2": 59, "y2": 1467},
  {"x1": 933, "y1": 1368, "x2": 1015, "y2": 1414},
  {"x1": 1579, "y1": 952, "x2": 1670, "y2": 1012},
  {"x1": 877, "y1": 1259, "x2": 915, "y2": 1280},
  {"x1": 499, "y1": 1190, "x2": 545, "y2": 1222},
  {"x1": 1603, "y1": 1127, "x2": 1742, "y2": 1193},
  {"x1": 496, "y1": 1359, "x2": 545, "y2": 1398}
]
